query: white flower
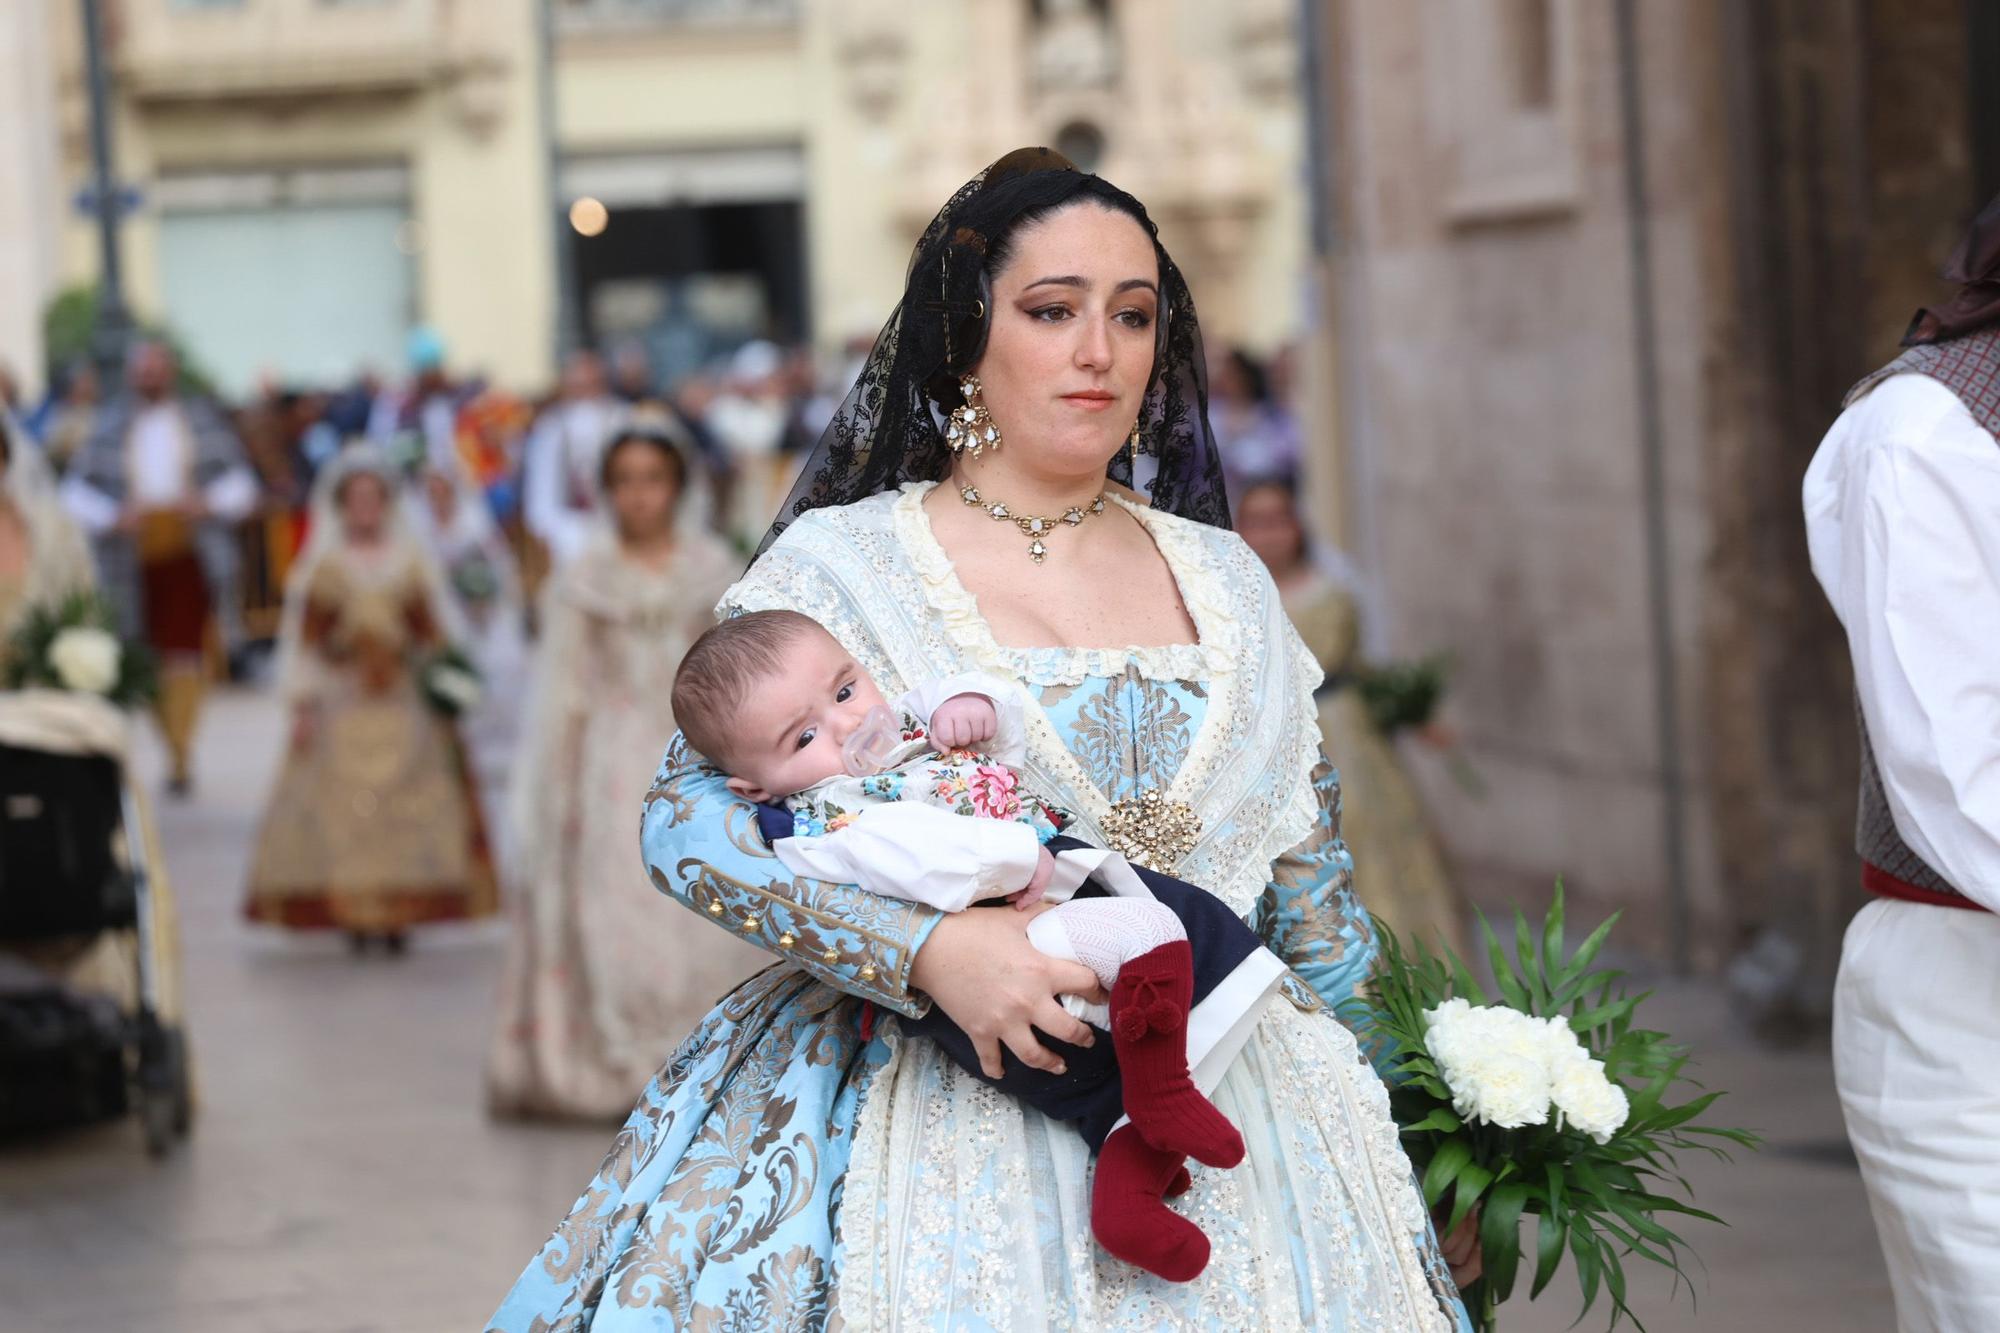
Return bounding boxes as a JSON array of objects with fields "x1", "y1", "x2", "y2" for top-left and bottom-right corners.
[
  {"x1": 1425, "y1": 1000, "x2": 1554, "y2": 1130},
  {"x1": 1534, "y1": 1014, "x2": 1591, "y2": 1072},
  {"x1": 1425, "y1": 999, "x2": 1631, "y2": 1142},
  {"x1": 48, "y1": 626, "x2": 120, "y2": 695},
  {"x1": 428, "y1": 665, "x2": 483, "y2": 710},
  {"x1": 1552, "y1": 1058, "x2": 1631, "y2": 1144},
  {"x1": 1452, "y1": 1049, "x2": 1553, "y2": 1129}
]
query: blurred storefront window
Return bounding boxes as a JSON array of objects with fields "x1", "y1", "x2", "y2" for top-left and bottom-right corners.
[{"x1": 555, "y1": 0, "x2": 798, "y2": 30}]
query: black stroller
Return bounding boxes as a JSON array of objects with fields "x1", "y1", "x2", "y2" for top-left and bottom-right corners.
[{"x1": 0, "y1": 691, "x2": 192, "y2": 1156}]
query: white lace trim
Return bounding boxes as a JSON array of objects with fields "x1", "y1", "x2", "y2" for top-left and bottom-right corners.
[
  {"x1": 725, "y1": 489, "x2": 1329, "y2": 914},
  {"x1": 889, "y1": 482, "x2": 1239, "y2": 686},
  {"x1": 890, "y1": 483, "x2": 1290, "y2": 911}
]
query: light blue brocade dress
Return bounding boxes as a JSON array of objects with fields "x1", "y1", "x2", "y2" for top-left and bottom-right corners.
[
  {"x1": 491, "y1": 654, "x2": 1471, "y2": 1331},
  {"x1": 494, "y1": 483, "x2": 1470, "y2": 1330}
]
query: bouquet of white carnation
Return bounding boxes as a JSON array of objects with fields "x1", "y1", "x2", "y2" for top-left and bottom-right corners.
[
  {"x1": 1349, "y1": 884, "x2": 1757, "y2": 1332},
  {"x1": 3, "y1": 591, "x2": 157, "y2": 707},
  {"x1": 419, "y1": 644, "x2": 484, "y2": 719}
]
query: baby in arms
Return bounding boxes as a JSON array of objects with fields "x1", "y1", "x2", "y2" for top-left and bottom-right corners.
[{"x1": 671, "y1": 610, "x2": 1287, "y2": 1282}]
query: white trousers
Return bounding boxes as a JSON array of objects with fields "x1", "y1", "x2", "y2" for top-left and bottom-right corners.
[{"x1": 1834, "y1": 898, "x2": 2000, "y2": 1333}]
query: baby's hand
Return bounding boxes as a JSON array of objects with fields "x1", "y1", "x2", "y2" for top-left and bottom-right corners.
[
  {"x1": 931, "y1": 693, "x2": 999, "y2": 752},
  {"x1": 1009, "y1": 846, "x2": 1056, "y2": 910}
]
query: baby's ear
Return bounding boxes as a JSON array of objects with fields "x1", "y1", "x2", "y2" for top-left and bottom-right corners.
[{"x1": 725, "y1": 774, "x2": 772, "y2": 805}]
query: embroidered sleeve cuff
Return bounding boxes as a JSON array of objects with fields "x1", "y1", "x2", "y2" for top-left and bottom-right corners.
[{"x1": 641, "y1": 736, "x2": 942, "y2": 1017}]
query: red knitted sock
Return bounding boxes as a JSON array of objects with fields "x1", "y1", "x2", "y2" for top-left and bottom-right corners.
[
  {"x1": 1110, "y1": 940, "x2": 1244, "y2": 1168},
  {"x1": 1167, "y1": 1162, "x2": 1192, "y2": 1198},
  {"x1": 1091, "y1": 1125, "x2": 1208, "y2": 1282}
]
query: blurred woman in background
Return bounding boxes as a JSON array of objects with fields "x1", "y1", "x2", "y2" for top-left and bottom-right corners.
[
  {"x1": 242, "y1": 447, "x2": 497, "y2": 952},
  {"x1": 0, "y1": 420, "x2": 93, "y2": 643},
  {"x1": 1237, "y1": 476, "x2": 1465, "y2": 954},
  {"x1": 1209, "y1": 346, "x2": 1301, "y2": 500},
  {"x1": 412, "y1": 465, "x2": 526, "y2": 836},
  {"x1": 486, "y1": 418, "x2": 759, "y2": 1121}
]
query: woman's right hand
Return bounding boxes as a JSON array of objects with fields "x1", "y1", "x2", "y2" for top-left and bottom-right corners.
[{"x1": 910, "y1": 906, "x2": 1105, "y2": 1079}]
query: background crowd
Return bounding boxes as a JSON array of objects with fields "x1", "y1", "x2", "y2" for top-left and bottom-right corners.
[
  {"x1": 6, "y1": 330, "x2": 1309, "y2": 629},
  {"x1": 6, "y1": 322, "x2": 1396, "y2": 1129}
]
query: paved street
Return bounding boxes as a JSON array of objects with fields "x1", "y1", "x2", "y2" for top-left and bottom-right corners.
[
  {"x1": 0, "y1": 689, "x2": 612, "y2": 1332},
  {"x1": 1, "y1": 688, "x2": 1895, "y2": 1331}
]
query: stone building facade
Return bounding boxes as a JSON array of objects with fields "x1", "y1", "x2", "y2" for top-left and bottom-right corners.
[
  {"x1": 16, "y1": 0, "x2": 1310, "y2": 397},
  {"x1": 1318, "y1": 0, "x2": 1995, "y2": 1013}
]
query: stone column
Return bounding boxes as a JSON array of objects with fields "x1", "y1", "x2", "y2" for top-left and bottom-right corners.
[{"x1": 0, "y1": 2, "x2": 60, "y2": 399}]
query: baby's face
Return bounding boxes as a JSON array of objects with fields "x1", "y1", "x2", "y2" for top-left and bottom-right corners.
[{"x1": 721, "y1": 628, "x2": 889, "y2": 803}]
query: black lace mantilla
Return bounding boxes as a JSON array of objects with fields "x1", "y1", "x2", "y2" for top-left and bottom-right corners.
[{"x1": 756, "y1": 147, "x2": 1231, "y2": 557}]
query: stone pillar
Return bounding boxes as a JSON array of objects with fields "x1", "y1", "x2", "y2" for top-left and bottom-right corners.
[
  {"x1": 0, "y1": 2, "x2": 60, "y2": 399},
  {"x1": 1698, "y1": 0, "x2": 1979, "y2": 1027}
]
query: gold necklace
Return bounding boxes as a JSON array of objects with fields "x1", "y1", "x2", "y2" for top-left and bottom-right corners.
[{"x1": 958, "y1": 483, "x2": 1107, "y2": 564}]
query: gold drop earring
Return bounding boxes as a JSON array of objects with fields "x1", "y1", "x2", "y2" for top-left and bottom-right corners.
[{"x1": 946, "y1": 375, "x2": 1001, "y2": 457}]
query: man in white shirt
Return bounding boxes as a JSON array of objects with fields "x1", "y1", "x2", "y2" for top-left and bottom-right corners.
[
  {"x1": 1804, "y1": 192, "x2": 2000, "y2": 1333},
  {"x1": 521, "y1": 349, "x2": 622, "y2": 567},
  {"x1": 63, "y1": 341, "x2": 258, "y2": 794}
]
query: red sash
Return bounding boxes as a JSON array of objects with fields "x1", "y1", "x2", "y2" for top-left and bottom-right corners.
[{"x1": 1862, "y1": 862, "x2": 1991, "y2": 914}]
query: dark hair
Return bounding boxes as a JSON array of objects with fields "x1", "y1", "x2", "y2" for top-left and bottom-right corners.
[
  {"x1": 334, "y1": 465, "x2": 392, "y2": 507},
  {"x1": 928, "y1": 153, "x2": 1176, "y2": 412},
  {"x1": 1236, "y1": 472, "x2": 1300, "y2": 503},
  {"x1": 599, "y1": 427, "x2": 689, "y2": 494},
  {"x1": 983, "y1": 189, "x2": 1149, "y2": 288},
  {"x1": 1233, "y1": 474, "x2": 1309, "y2": 569},
  {"x1": 1226, "y1": 348, "x2": 1271, "y2": 405},
  {"x1": 758, "y1": 147, "x2": 1229, "y2": 556},
  {"x1": 671, "y1": 609, "x2": 826, "y2": 768}
]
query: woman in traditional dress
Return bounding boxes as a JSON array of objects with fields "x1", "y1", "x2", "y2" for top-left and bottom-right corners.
[
  {"x1": 486, "y1": 419, "x2": 758, "y2": 1121},
  {"x1": 491, "y1": 149, "x2": 1475, "y2": 1330},
  {"x1": 411, "y1": 465, "x2": 527, "y2": 833},
  {"x1": 0, "y1": 416, "x2": 193, "y2": 1099},
  {"x1": 1236, "y1": 476, "x2": 1466, "y2": 956},
  {"x1": 0, "y1": 421, "x2": 93, "y2": 642},
  {"x1": 242, "y1": 447, "x2": 497, "y2": 951}
]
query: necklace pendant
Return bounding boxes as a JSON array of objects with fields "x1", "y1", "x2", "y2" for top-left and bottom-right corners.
[
  {"x1": 1101, "y1": 787, "x2": 1202, "y2": 872},
  {"x1": 958, "y1": 481, "x2": 1109, "y2": 565}
]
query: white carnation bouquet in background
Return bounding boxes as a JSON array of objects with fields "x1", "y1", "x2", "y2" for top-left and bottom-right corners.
[
  {"x1": 418, "y1": 643, "x2": 484, "y2": 719},
  {"x1": 1348, "y1": 883, "x2": 1757, "y2": 1332},
  {"x1": 3, "y1": 591, "x2": 157, "y2": 708}
]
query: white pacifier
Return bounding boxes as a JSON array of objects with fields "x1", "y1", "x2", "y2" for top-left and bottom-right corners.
[{"x1": 841, "y1": 706, "x2": 900, "y2": 777}]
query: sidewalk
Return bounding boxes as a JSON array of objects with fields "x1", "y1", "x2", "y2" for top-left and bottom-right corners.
[{"x1": 1501, "y1": 970, "x2": 1892, "y2": 1331}]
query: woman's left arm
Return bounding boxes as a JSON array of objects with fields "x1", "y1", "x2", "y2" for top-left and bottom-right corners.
[{"x1": 1248, "y1": 753, "x2": 1377, "y2": 1010}]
